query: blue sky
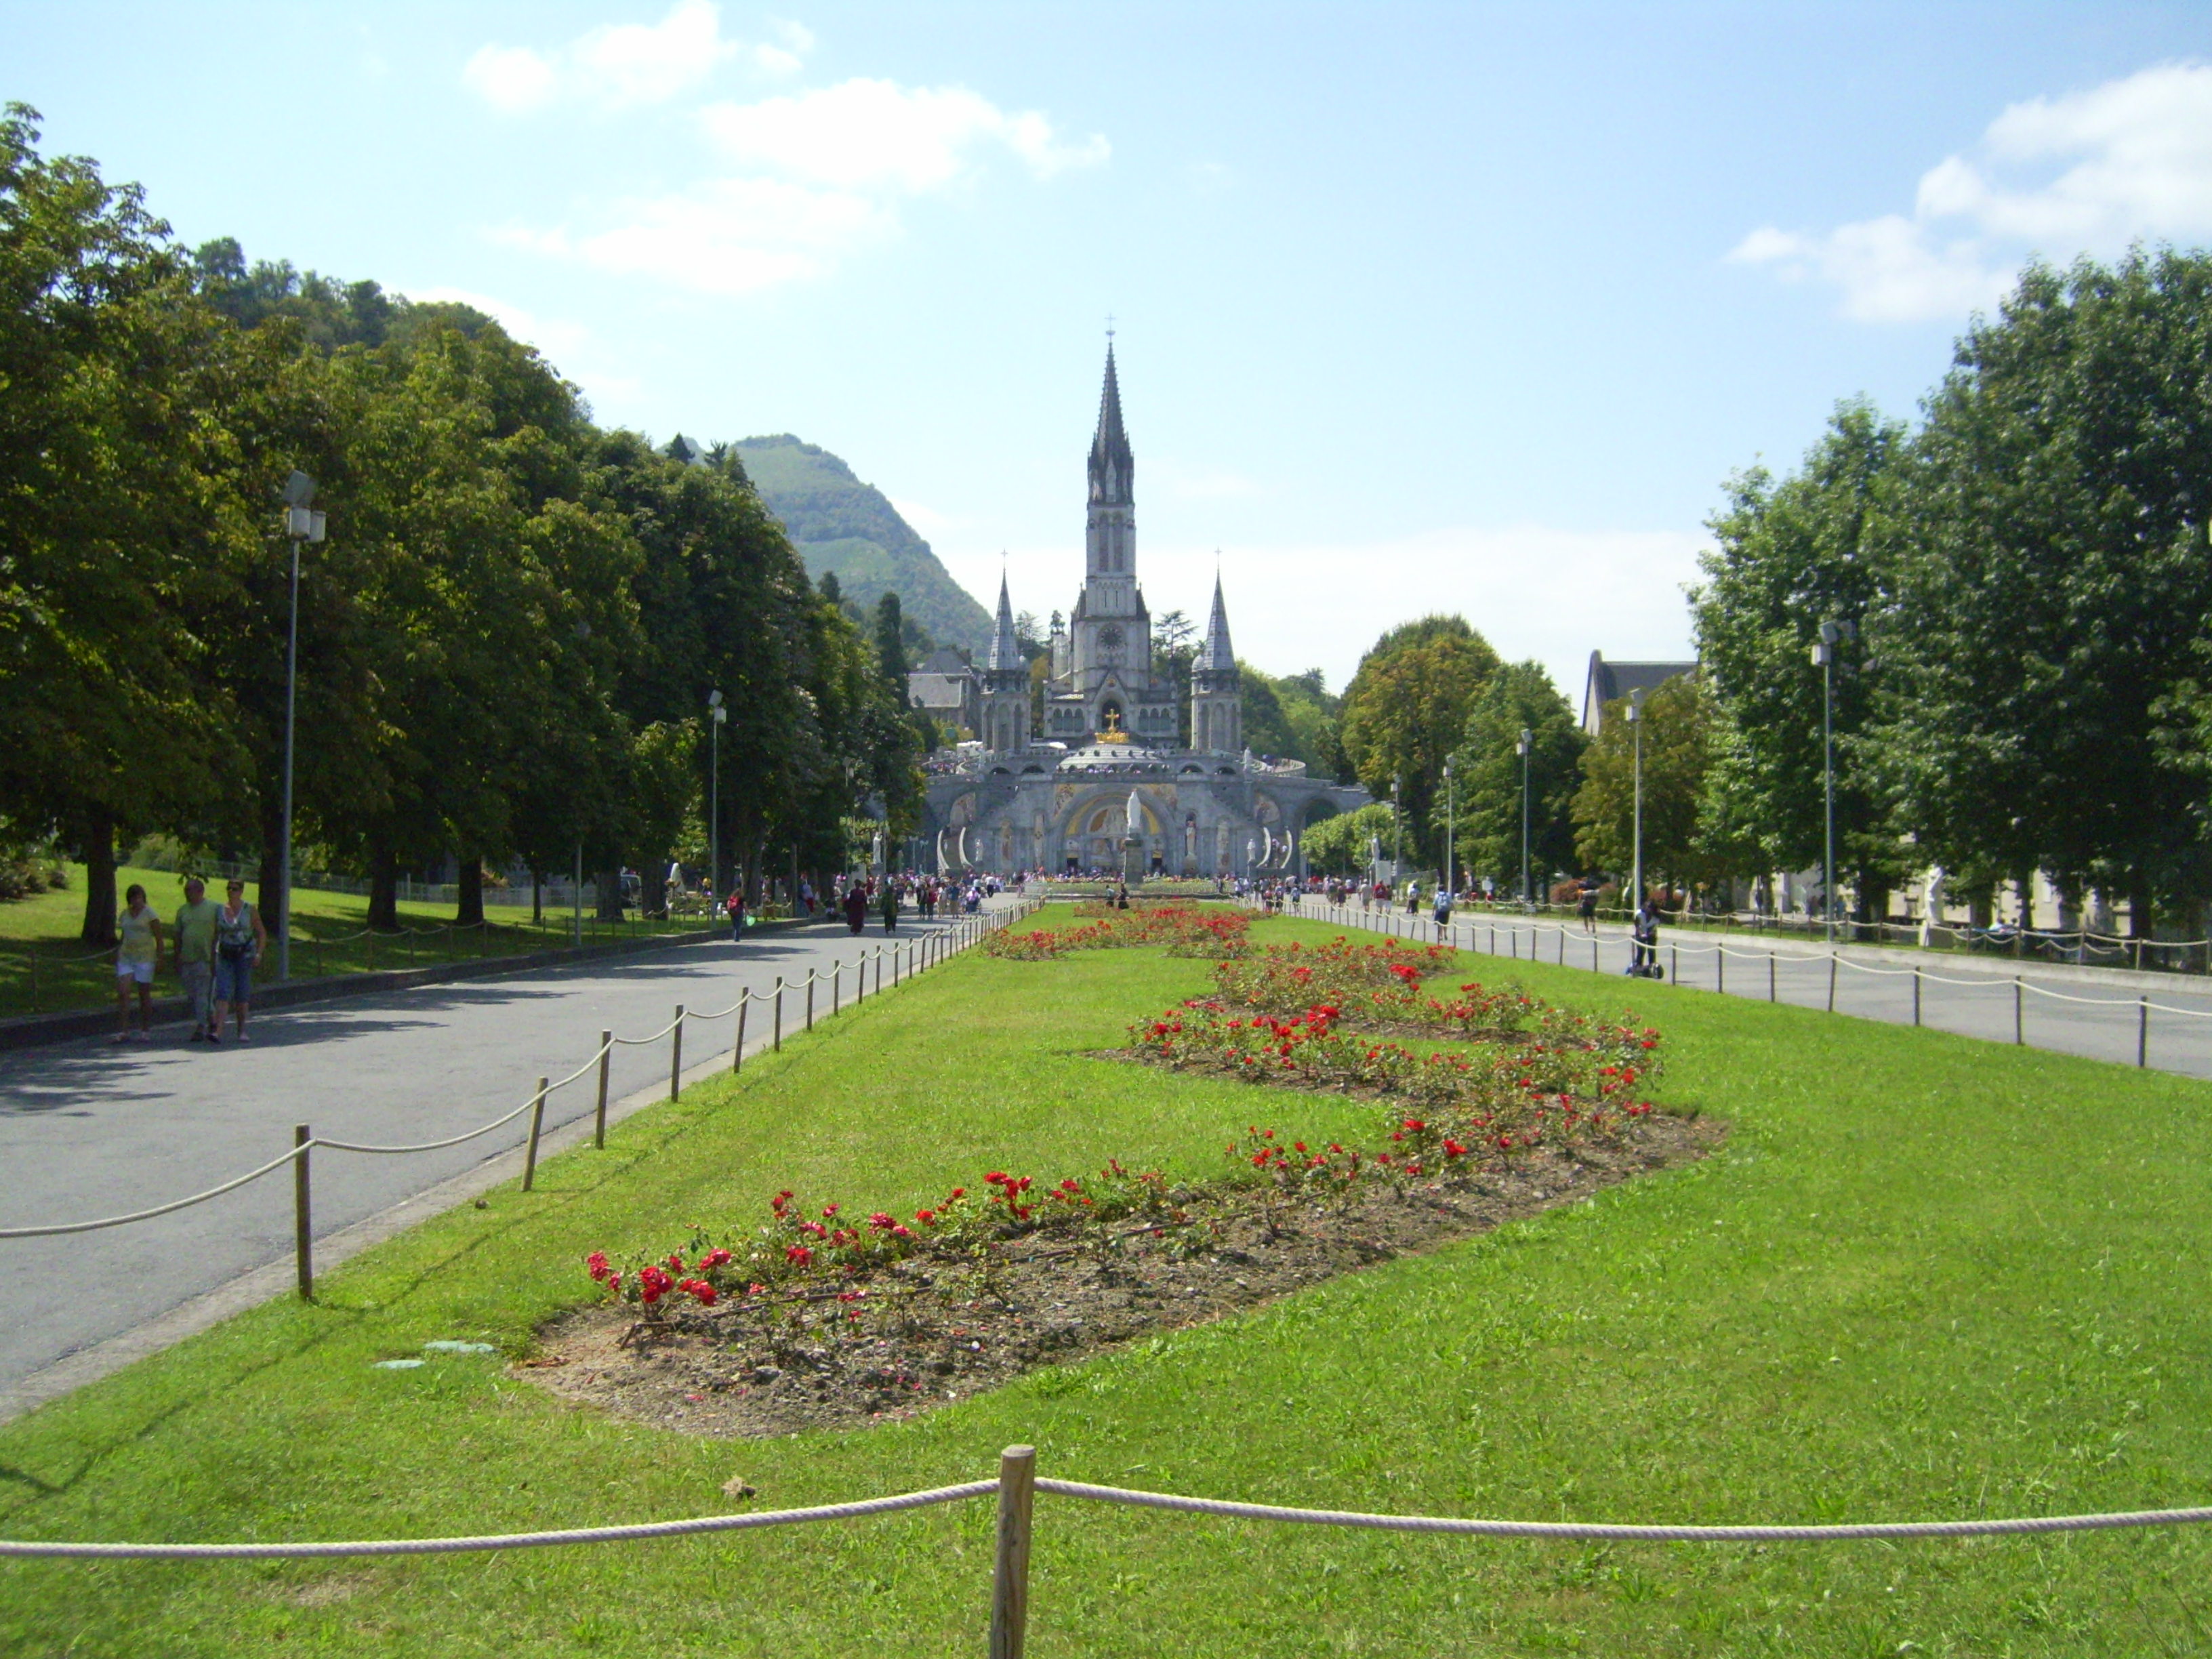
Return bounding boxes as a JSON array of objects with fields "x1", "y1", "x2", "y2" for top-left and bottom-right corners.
[{"x1": 9, "y1": 3, "x2": 2212, "y2": 700}]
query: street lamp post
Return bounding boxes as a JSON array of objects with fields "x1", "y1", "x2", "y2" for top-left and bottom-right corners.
[
  {"x1": 708, "y1": 690, "x2": 726, "y2": 902},
  {"x1": 1391, "y1": 774, "x2": 1402, "y2": 886},
  {"x1": 1442, "y1": 760, "x2": 1454, "y2": 900},
  {"x1": 1627, "y1": 688, "x2": 1645, "y2": 912},
  {"x1": 276, "y1": 472, "x2": 325, "y2": 983},
  {"x1": 1811, "y1": 620, "x2": 1855, "y2": 943},
  {"x1": 1517, "y1": 726, "x2": 1532, "y2": 908}
]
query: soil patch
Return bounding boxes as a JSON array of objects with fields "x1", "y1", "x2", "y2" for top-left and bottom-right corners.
[{"x1": 523, "y1": 1110, "x2": 1723, "y2": 1439}]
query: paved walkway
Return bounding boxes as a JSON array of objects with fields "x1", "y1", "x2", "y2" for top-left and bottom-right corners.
[
  {"x1": 0, "y1": 906, "x2": 994, "y2": 1412},
  {"x1": 1292, "y1": 900, "x2": 2212, "y2": 1081}
]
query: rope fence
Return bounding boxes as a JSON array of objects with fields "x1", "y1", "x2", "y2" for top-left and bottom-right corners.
[
  {"x1": 1441, "y1": 895, "x2": 2212, "y2": 975},
  {"x1": 5, "y1": 1443, "x2": 2208, "y2": 1656},
  {"x1": 1287, "y1": 899, "x2": 2212, "y2": 1072},
  {"x1": 0, "y1": 901, "x2": 1038, "y2": 1297}
]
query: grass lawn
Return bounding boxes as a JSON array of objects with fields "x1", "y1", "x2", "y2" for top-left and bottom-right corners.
[
  {"x1": 2, "y1": 916, "x2": 2210, "y2": 1656},
  {"x1": 0, "y1": 865, "x2": 714, "y2": 1019}
]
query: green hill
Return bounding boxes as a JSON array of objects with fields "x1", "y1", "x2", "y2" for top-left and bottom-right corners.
[{"x1": 735, "y1": 434, "x2": 993, "y2": 655}]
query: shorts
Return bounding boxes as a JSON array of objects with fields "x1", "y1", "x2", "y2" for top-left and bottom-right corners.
[
  {"x1": 215, "y1": 954, "x2": 253, "y2": 1003},
  {"x1": 116, "y1": 958, "x2": 155, "y2": 986}
]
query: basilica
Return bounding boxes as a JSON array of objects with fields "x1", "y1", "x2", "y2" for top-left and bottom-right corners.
[{"x1": 917, "y1": 348, "x2": 1367, "y2": 878}]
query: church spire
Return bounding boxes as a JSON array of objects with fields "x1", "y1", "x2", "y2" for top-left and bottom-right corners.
[
  {"x1": 987, "y1": 571, "x2": 1021, "y2": 672},
  {"x1": 1087, "y1": 344, "x2": 1132, "y2": 506},
  {"x1": 1200, "y1": 569, "x2": 1235, "y2": 672}
]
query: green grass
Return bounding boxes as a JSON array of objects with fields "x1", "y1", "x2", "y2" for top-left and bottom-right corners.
[
  {"x1": 0, "y1": 865, "x2": 714, "y2": 1019},
  {"x1": 3, "y1": 920, "x2": 2211, "y2": 1656}
]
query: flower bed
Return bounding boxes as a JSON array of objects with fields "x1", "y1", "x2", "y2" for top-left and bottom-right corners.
[
  {"x1": 1207, "y1": 937, "x2": 1614, "y2": 1042},
  {"x1": 536, "y1": 1107, "x2": 1717, "y2": 1439},
  {"x1": 537, "y1": 956, "x2": 1694, "y2": 1439},
  {"x1": 1129, "y1": 996, "x2": 1662, "y2": 1156},
  {"x1": 1210, "y1": 937, "x2": 1455, "y2": 1010},
  {"x1": 982, "y1": 903, "x2": 1250, "y2": 960}
]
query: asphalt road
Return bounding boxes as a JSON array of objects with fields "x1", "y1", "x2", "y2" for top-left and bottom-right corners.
[
  {"x1": 0, "y1": 907, "x2": 984, "y2": 1404},
  {"x1": 1296, "y1": 899, "x2": 2212, "y2": 1080}
]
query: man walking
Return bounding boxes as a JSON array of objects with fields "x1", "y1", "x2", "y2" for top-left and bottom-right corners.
[{"x1": 171, "y1": 876, "x2": 220, "y2": 1042}]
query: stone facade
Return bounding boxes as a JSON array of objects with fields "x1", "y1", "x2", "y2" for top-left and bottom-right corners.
[{"x1": 919, "y1": 348, "x2": 1367, "y2": 877}]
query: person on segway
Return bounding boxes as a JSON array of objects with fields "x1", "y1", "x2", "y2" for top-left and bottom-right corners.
[{"x1": 1629, "y1": 894, "x2": 1662, "y2": 978}]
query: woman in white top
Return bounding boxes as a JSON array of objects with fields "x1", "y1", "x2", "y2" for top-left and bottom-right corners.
[{"x1": 114, "y1": 883, "x2": 166, "y2": 1043}]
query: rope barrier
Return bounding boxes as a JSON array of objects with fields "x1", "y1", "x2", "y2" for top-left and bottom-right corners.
[
  {"x1": 7, "y1": 1459, "x2": 2209, "y2": 1560},
  {"x1": 0, "y1": 1145, "x2": 304, "y2": 1239},
  {"x1": 0, "y1": 1480, "x2": 1000, "y2": 1559},
  {"x1": 1301, "y1": 901, "x2": 2212, "y2": 1024},
  {"x1": 1032, "y1": 1478, "x2": 2212, "y2": 1543}
]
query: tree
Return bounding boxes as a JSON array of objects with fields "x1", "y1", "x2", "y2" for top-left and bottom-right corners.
[
  {"x1": 1337, "y1": 616, "x2": 1501, "y2": 865},
  {"x1": 1239, "y1": 663, "x2": 1302, "y2": 760},
  {"x1": 1694, "y1": 400, "x2": 1906, "y2": 918},
  {"x1": 1450, "y1": 661, "x2": 1586, "y2": 898},
  {"x1": 1273, "y1": 669, "x2": 1349, "y2": 781},
  {"x1": 1571, "y1": 672, "x2": 1717, "y2": 899},
  {"x1": 1152, "y1": 609, "x2": 1196, "y2": 745},
  {"x1": 1298, "y1": 802, "x2": 1395, "y2": 877},
  {"x1": 873, "y1": 592, "x2": 912, "y2": 687},
  {"x1": 1877, "y1": 251, "x2": 2212, "y2": 933},
  {"x1": 0, "y1": 106, "x2": 251, "y2": 941}
]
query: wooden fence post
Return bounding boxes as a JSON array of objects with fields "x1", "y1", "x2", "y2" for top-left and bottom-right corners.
[
  {"x1": 773, "y1": 977, "x2": 783, "y2": 1052},
  {"x1": 1912, "y1": 968, "x2": 1922, "y2": 1027},
  {"x1": 2014, "y1": 977, "x2": 2024, "y2": 1046},
  {"x1": 293, "y1": 1124, "x2": 313, "y2": 1301},
  {"x1": 594, "y1": 1030, "x2": 611, "y2": 1149},
  {"x1": 2138, "y1": 996, "x2": 2149, "y2": 1068},
  {"x1": 670, "y1": 1006, "x2": 684, "y2": 1100},
  {"x1": 1717, "y1": 948, "x2": 1725, "y2": 997},
  {"x1": 522, "y1": 1077, "x2": 548, "y2": 1191},
  {"x1": 807, "y1": 974, "x2": 816, "y2": 1031},
  {"x1": 989, "y1": 1444, "x2": 1037, "y2": 1659},
  {"x1": 1768, "y1": 953, "x2": 1777, "y2": 1002},
  {"x1": 733, "y1": 996, "x2": 747, "y2": 1075},
  {"x1": 1827, "y1": 953, "x2": 1838, "y2": 1013}
]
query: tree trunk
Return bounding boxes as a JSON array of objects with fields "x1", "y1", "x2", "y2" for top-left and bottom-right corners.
[
  {"x1": 455, "y1": 857, "x2": 485, "y2": 927},
  {"x1": 597, "y1": 867, "x2": 623, "y2": 922},
  {"x1": 367, "y1": 839, "x2": 400, "y2": 932},
  {"x1": 531, "y1": 870, "x2": 542, "y2": 925},
  {"x1": 257, "y1": 792, "x2": 289, "y2": 954},
  {"x1": 76, "y1": 808, "x2": 118, "y2": 947},
  {"x1": 640, "y1": 861, "x2": 667, "y2": 920},
  {"x1": 2129, "y1": 874, "x2": 2154, "y2": 941}
]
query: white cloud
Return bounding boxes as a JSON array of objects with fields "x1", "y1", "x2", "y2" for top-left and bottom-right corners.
[
  {"x1": 1733, "y1": 61, "x2": 2212, "y2": 321},
  {"x1": 701, "y1": 79, "x2": 1109, "y2": 190},
  {"x1": 491, "y1": 178, "x2": 897, "y2": 298},
  {"x1": 463, "y1": 43, "x2": 559, "y2": 114},
  {"x1": 497, "y1": 75, "x2": 1105, "y2": 296},
  {"x1": 463, "y1": 0, "x2": 771, "y2": 115}
]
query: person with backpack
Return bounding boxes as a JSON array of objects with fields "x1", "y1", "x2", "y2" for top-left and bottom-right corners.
[
  {"x1": 209, "y1": 878, "x2": 267, "y2": 1043},
  {"x1": 725, "y1": 884, "x2": 746, "y2": 942}
]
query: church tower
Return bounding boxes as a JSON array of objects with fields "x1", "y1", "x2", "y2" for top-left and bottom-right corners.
[
  {"x1": 1191, "y1": 572, "x2": 1242, "y2": 753},
  {"x1": 979, "y1": 573, "x2": 1031, "y2": 752},
  {"x1": 1068, "y1": 344, "x2": 1166, "y2": 739}
]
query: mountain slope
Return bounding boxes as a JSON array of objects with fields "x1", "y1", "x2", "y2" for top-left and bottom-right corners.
[{"x1": 735, "y1": 434, "x2": 992, "y2": 654}]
